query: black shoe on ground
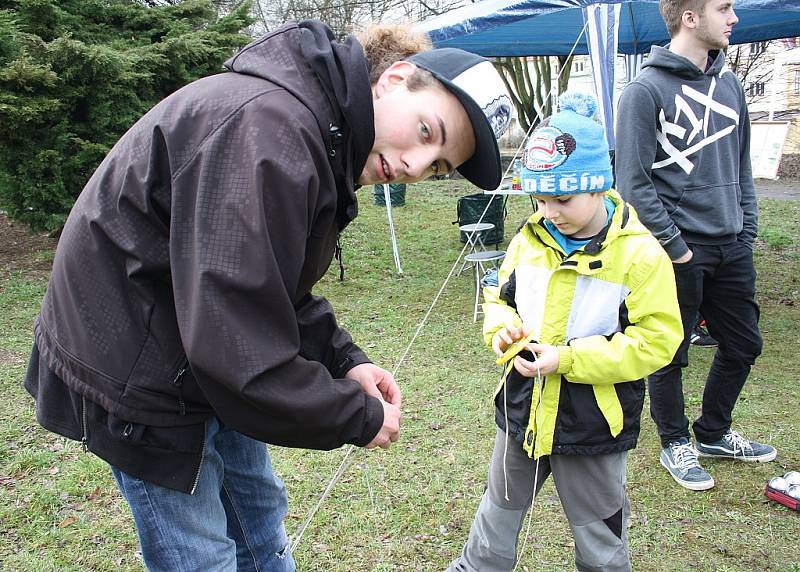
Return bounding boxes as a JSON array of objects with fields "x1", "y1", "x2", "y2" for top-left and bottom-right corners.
[{"x1": 690, "y1": 324, "x2": 718, "y2": 348}]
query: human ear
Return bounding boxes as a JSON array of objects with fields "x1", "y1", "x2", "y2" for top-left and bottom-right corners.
[
  {"x1": 682, "y1": 9, "x2": 698, "y2": 29},
  {"x1": 373, "y1": 61, "x2": 417, "y2": 98}
]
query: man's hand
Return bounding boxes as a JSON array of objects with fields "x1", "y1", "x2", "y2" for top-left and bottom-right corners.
[
  {"x1": 346, "y1": 363, "x2": 402, "y2": 449},
  {"x1": 365, "y1": 400, "x2": 401, "y2": 450},
  {"x1": 513, "y1": 342, "x2": 560, "y2": 377},
  {"x1": 345, "y1": 362, "x2": 401, "y2": 407}
]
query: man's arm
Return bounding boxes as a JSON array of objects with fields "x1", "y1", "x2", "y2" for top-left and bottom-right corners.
[
  {"x1": 616, "y1": 83, "x2": 690, "y2": 261},
  {"x1": 170, "y1": 96, "x2": 385, "y2": 450},
  {"x1": 294, "y1": 293, "x2": 371, "y2": 378},
  {"x1": 736, "y1": 89, "x2": 758, "y2": 247},
  {"x1": 295, "y1": 294, "x2": 401, "y2": 449}
]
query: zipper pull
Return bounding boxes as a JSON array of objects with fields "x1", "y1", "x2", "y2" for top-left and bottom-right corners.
[
  {"x1": 172, "y1": 364, "x2": 188, "y2": 386},
  {"x1": 335, "y1": 235, "x2": 345, "y2": 282},
  {"x1": 80, "y1": 396, "x2": 89, "y2": 452},
  {"x1": 173, "y1": 364, "x2": 188, "y2": 416}
]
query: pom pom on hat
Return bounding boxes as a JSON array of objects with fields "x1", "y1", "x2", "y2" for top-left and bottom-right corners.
[
  {"x1": 521, "y1": 90, "x2": 612, "y2": 196},
  {"x1": 558, "y1": 91, "x2": 598, "y2": 118}
]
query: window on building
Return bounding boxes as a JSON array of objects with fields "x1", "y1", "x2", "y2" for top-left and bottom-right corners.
[
  {"x1": 750, "y1": 42, "x2": 767, "y2": 56},
  {"x1": 747, "y1": 81, "x2": 766, "y2": 97},
  {"x1": 795, "y1": 70, "x2": 800, "y2": 93},
  {"x1": 573, "y1": 60, "x2": 585, "y2": 73}
]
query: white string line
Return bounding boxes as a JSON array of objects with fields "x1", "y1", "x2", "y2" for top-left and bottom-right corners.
[
  {"x1": 290, "y1": 443, "x2": 357, "y2": 552},
  {"x1": 512, "y1": 365, "x2": 544, "y2": 572},
  {"x1": 502, "y1": 362, "x2": 511, "y2": 501},
  {"x1": 291, "y1": 232, "x2": 478, "y2": 551},
  {"x1": 504, "y1": 20, "x2": 589, "y2": 571},
  {"x1": 291, "y1": 17, "x2": 591, "y2": 555},
  {"x1": 291, "y1": 207, "x2": 493, "y2": 551}
]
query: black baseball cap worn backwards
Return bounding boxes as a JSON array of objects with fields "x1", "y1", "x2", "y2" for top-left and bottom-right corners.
[{"x1": 407, "y1": 48, "x2": 513, "y2": 190}]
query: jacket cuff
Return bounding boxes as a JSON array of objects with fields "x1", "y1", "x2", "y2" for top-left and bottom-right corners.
[
  {"x1": 556, "y1": 346, "x2": 572, "y2": 375},
  {"x1": 334, "y1": 350, "x2": 371, "y2": 379},
  {"x1": 351, "y1": 395, "x2": 384, "y2": 447},
  {"x1": 663, "y1": 236, "x2": 690, "y2": 261},
  {"x1": 737, "y1": 232, "x2": 756, "y2": 249}
]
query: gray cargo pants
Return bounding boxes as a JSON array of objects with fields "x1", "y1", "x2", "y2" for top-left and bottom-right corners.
[{"x1": 447, "y1": 429, "x2": 631, "y2": 572}]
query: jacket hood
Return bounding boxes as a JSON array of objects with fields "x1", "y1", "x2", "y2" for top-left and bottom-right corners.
[
  {"x1": 642, "y1": 45, "x2": 727, "y2": 78},
  {"x1": 599, "y1": 189, "x2": 649, "y2": 242},
  {"x1": 224, "y1": 20, "x2": 374, "y2": 229},
  {"x1": 525, "y1": 189, "x2": 649, "y2": 254}
]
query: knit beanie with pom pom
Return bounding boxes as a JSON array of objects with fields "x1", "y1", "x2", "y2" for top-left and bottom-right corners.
[{"x1": 521, "y1": 91, "x2": 613, "y2": 195}]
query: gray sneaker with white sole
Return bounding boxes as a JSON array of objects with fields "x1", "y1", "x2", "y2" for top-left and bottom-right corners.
[
  {"x1": 696, "y1": 429, "x2": 777, "y2": 462},
  {"x1": 660, "y1": 438, "x2": 715, "y2": 491}
]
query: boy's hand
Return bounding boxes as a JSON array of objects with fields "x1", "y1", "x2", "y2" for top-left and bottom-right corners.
[
  {"x1": 513, "y1": 342, "x2": 560, "y2": 377},
  {"x1": 492, "y1": 324, "x2": 529, "y2": 356}
]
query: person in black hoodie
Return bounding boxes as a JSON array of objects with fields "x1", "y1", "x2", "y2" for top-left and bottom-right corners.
[
  {"x1": 24, "y1": 20, "x2": 513, "y2": 571},
  {"x1": 616, "y1": 0, "x2": 776, "y2": 494}
]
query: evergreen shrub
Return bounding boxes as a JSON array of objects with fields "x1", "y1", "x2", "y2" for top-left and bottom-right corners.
[{"x1": 0, "y1": 0, "x2": 253, "y2": 231}]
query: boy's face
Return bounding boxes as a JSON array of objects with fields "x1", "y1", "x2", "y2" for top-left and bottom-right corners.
[
  {"x1": 693, "y1": 0, "x2": 738, "y2": 50},
  {"x1": 533, "y1": 192, "x2": 608, "y2": 238},
  {"x1": 359, "y1": 62, "x2": 476, "y2": 186}
]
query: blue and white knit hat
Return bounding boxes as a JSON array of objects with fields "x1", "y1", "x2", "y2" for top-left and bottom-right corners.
[{"x1": 521, "y1": 91, "x2": 612, "y2": 195}]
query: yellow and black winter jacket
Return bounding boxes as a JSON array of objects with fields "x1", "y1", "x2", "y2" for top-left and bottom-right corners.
[{"x1": 483, "y1": 190, "x2": 682, "y2": 457}]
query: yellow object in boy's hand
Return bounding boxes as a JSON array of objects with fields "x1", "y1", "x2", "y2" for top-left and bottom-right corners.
[{"x1": 495, "y1": 334, "x2": 536, "y2": 365}]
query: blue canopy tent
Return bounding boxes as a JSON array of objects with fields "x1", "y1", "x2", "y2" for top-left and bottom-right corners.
[
  {"x1": 407, "y1": 1, "x2": 799, "y2": 271},
  {"x1": 416, "y1": 0, "x2": 800, "y2": 57},
  {"x1": 417, "y1": 0, "x2": 800, "y2": 153}
]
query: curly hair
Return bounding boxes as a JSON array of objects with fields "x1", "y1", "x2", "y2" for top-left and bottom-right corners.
[{"x1": 355, "y1": 24, "x2": 436, "y2": 89}]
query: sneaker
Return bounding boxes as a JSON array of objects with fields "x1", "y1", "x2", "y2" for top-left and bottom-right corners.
[
  {"x1": 696, "y1": 429, "x2": 777, "y2": 462},
  {"x1": 660, "y1": 438, "x2": 715, "y2": 491},
  {"x1": 689, "y1": 324, "x2": 718, "y2": 348}
]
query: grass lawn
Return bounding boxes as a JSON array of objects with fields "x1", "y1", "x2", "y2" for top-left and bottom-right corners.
[{"x1": 1, "y1": 181, "x2": 798, "y2": 571}]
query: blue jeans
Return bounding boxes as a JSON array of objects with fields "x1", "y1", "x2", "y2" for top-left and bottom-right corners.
[{"x1": 111, "y1": 418, "x2": 295, "y2": 571}]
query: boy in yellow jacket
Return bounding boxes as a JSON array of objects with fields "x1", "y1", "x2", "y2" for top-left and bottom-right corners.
[{"x1": 447, "y1": 92, "x2": 683, "y2": 572}]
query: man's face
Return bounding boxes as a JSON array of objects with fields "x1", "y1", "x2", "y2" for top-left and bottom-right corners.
[
  {"x1": 694, "y1": 0, "x2": 738, "y2": 50},
  {"x1": 359, "y1": 62, "x2": 476, "y2": 186},
  {"x1": 532, "y1": 192, "x2": 608, "y2": 238}
]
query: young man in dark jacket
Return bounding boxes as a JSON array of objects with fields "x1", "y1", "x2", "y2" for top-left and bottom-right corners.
[
  {"x1": 616, "y1": 0, "x2": 776, "y2": 493},
  {"x1": 24, "y1": 20, "x2": 513, "y2": 570}
]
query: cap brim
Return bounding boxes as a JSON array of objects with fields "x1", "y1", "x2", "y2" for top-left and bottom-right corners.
[
  {"x1": 447, "y1": 84, "x2": 503, "y2": 190},
  {"x1": 407, "y1": 50, "x2": 505, "y2": 190},
  {"x1": 409, "y1": 74, "x2": 502, "y2": 190}
]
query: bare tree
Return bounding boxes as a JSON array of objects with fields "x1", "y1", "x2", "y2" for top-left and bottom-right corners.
[
  {"x1": 727, "y1": 41, "x2": 773, "y2": 106},
  {"x1": 496, "y1": 55, "x2": 573, "y2": 134},
  {"x1": 252, "y1": 0, "x2": 470, "y2": 37},
  {"x1": 137, "y1": 0, "x2": 246, "y2": 11},
  {"x1": 389, "y1": 0, "x2": 473, "y2": 24}
]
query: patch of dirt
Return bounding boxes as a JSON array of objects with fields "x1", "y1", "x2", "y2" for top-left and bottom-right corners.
[
  {"x1": 0, "y1": 347, "x2": 23, "y2": 366},
  {"x1": 754, "y1": 178, "x2": 800, "y2": 200},
  {"x1": 0, "y1": 213, "x2": 58, "y2": 280}
]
